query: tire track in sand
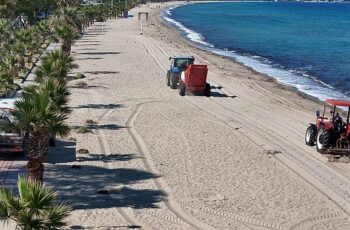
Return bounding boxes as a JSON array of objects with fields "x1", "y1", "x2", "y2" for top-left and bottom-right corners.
[
  {"x1": 184, "y1": 97, "x2": 350, "y2": 228},
  {"x1": 95, "y1": 109, "x2": 147, "y2": 229},
  {"x1": 126, "y1": 102, "x2": 216, "y2": 230},
  {"x1": 93, "y1": 100, "x2": 203, "y2": 227}
]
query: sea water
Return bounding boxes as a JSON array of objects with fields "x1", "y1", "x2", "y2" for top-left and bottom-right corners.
[{"x1": 162, "y1": 2, "x2": 350, "y2": 101}]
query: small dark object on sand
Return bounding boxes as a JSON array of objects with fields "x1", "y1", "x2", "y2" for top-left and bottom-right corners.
[
  {"x1": 77, "y1": 149, "x2": 89, "y2": 154},
  {"x1": 128, "y1": 226, "x2": 141, "y2": 229},
  {"x1": 75, "y1": 73, "x2": 86, "y2": 79},
  {"x1": 85, "y1": 119, "x2": 97, "y2": 125},
  {"x1": 71, "y1": 165, "x2": 82, "y2": 169},
  {"x1": 68, "y1": 137, "x2": 77, "y2": 141},
  {"x1": 266, "y1": 150, "x2": 281, "y2": 155},
  {"x1": 97, "y1": 189, "x2": 109, "y2": 195},
  {"x1": 77, "y1": 126, "x2": 91, "y2": 133}
]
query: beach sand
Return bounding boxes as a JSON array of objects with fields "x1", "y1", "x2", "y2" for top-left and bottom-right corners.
[{"x1": 43, "y1": 2, "x2": 350, "y2": 229}]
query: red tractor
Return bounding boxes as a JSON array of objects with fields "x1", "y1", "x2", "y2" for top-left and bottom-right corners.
[
  {"x1": 178, "y1": 64, "x2": 211, "y2": 97},
  {"x1": 305, "y1": 99, "x2": 350, "y2": 154}
]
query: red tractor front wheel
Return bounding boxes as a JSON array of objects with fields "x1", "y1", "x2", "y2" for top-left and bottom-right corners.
[{"x1": 305, "y1": 124, "x2": 317, "y2": 146}]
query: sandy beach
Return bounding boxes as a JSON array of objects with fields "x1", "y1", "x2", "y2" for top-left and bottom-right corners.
[{"x1": 41, "y1": 2, "x2": 350, "y2": 229}]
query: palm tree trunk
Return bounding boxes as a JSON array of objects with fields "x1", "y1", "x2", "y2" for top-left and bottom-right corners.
[
  {"x1": 27, "y1": 128, "x2": 49, "y2": 181},
  {"x1": 27, "y1": 157, "x2": 44, "y2": 182},
  {"x1": 62, "y1": 41, "x2": 71, "y2": 55}
]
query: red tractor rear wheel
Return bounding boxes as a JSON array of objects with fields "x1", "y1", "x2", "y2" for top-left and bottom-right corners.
[{"x1": 316, "y1": 126, "x2": 331, "y2": 153}]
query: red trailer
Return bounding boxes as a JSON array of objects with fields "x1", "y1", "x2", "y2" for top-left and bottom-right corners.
[{"x1": 178, "y1": 64, "x2": 211, "y2": 97}]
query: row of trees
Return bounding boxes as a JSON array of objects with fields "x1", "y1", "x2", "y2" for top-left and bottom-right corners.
[
  {"x1": 0, "y1": 0, "x2": 138, "y2": 228},
  {"x1": 0, "y1": 0, "x2": 134, "y2": 96}
]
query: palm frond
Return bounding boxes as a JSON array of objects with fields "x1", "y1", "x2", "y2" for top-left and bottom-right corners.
[
  {"x1": 0, "y1": 201, "x2": 10, "y2": 223},
  {"x1": 18, "y1": 177, "x2": 56, "y2": 215},
  {"x1": 44, "y1": 203, "x2": 72, "y2": 229},
  {"x1": 0, "y1": 188, "x2": 21, "y2": 213}
]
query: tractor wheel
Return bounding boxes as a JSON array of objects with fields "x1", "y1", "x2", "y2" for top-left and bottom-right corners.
[
  {"x1": 305, "y1": 124, "x2": 317, "y2": 146},
  {"x1": 204, "y1": 83, "x2": 211, "y2": 97},
  {"x1": 170, "y1": 80, "x2": 177, "y2": 89},
  {"x1": 179, "y1": 82, "x2": 186, "y2": 96},
  {"x1": 166, "y1": 72, "x2": 170, "y2": 86},
  {"x1": 316, "y1": 126, "x2": 332, "y2": 153}
]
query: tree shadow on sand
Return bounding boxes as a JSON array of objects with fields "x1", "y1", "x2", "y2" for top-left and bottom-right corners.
[
  {"x1": 71, "y1": 103, "x2": 123, "y2": 109},
  {"x1": 71, "y1": 225, "x2": 141, "y2": 229},
  {"x1": 48, "y1": 140, "x2": 76, "y2": 164},
  {"x1": 77, "y1": 51, "x2": 121, "y2": 55},
  {"x1": 83, "y1": 34, "x2": 100, "y2": 38},
  {"x1": 76, "y1": 57, "x2": 102, "y2": 60},
  {"x1": 70, "y1": 124, "x2": 127, "y2": 131},
  {"x1": 75, "y1": 48, "x2": 98, "y2": 51},
  {"x1": 84, "y1": 70, "x2": 119, "y2": 75},
  {"x1": 69, "y1": 84, "x2": 108, "y2": 89},
  {"x1": 45, "y1": 165, "x2": 166, "y2": 209},
  {"x1": 75, "y1": 43, "x2": 101, "y2": 46},
  {"x1": 77, "y1": 153, "x2": 138, "y2": 163},
  {"x1": 75, "y1": 40, "x2": 101, "y2": 43}
]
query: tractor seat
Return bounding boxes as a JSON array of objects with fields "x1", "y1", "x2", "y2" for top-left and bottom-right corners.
[{"x1": 334, "y1": 120, "x2": 345, "y2": 133}]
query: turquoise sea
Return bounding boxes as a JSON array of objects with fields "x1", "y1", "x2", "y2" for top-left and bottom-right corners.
[{"x1": 162, "y1": 2, "x2": 350, "y2": 101}]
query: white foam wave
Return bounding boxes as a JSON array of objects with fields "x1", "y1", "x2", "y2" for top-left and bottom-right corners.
[
  {"x1": 210, "y1": 48, "x2": 349, "y2": 101},
  {"x1": 162, "y1": 9, "x2": 213, "y2": 47}
]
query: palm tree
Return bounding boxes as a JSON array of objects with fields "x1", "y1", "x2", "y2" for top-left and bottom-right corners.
[
  {"x1": 0, "y1": 176, "x2": 71, "y2": 229},
  {"x1": 38, "y1": 78, "x2": 71, "y2": 146},
  {"x1": 47, "y1": 112, "x2": 70, "y2": 147},
  {"x1": 14, "y1": 91, "x2": 52, "y2": 180},
  {"x1": 14, "y1": 29, "x2": 38, "y2": 67},
  {"x1": 32, "y1": 20, "x2": 51, "y2": 49},
  {"x1": 0, "y1": 19, "x2": 12, "y2": 48},
  {"x1": 35, "y1": 49, "x2": 78, "y2": 83},
  {"x1": 0, "y1": 54, "x2": 19, "y2": 80},
  {"x1": 0, "y1": 53, "x2": 19, "y2": 96},
  {"x1": 51, "y1": 7, "x2": 81, "y2": 30},
  {"x1": 40, "y1": 78, "x2": 71, "y2": 115},
  {"x1": 53, "y1": 24, "x2": 79, "y2": 55},
  {"x1": 9, "y1": 41, "x2": 27, "y2": 70},
  {"x1": 14, "y1": 85, "x2": 70, "y2": 179},
  {"x1": 0, "y1": 71, "x2": 17, "y2": 97}
]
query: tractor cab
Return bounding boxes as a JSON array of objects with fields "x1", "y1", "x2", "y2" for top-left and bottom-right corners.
[
  {"x1": 167, "y1": 56, "x2": 195, "y2": 89},
  {"x1": 305, "y1": 99, "x2": 350, "y2": 154},
  {"x1": 169, "y1": 56, "x2": 195, "y2": 71},
  {"x1": 316, "y1": 100, "x2": 350, "y2": 135}
]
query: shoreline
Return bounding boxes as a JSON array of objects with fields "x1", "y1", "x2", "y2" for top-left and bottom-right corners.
[{"x1": 158, "y1": 1, "x2": 347, "y2": 105}]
